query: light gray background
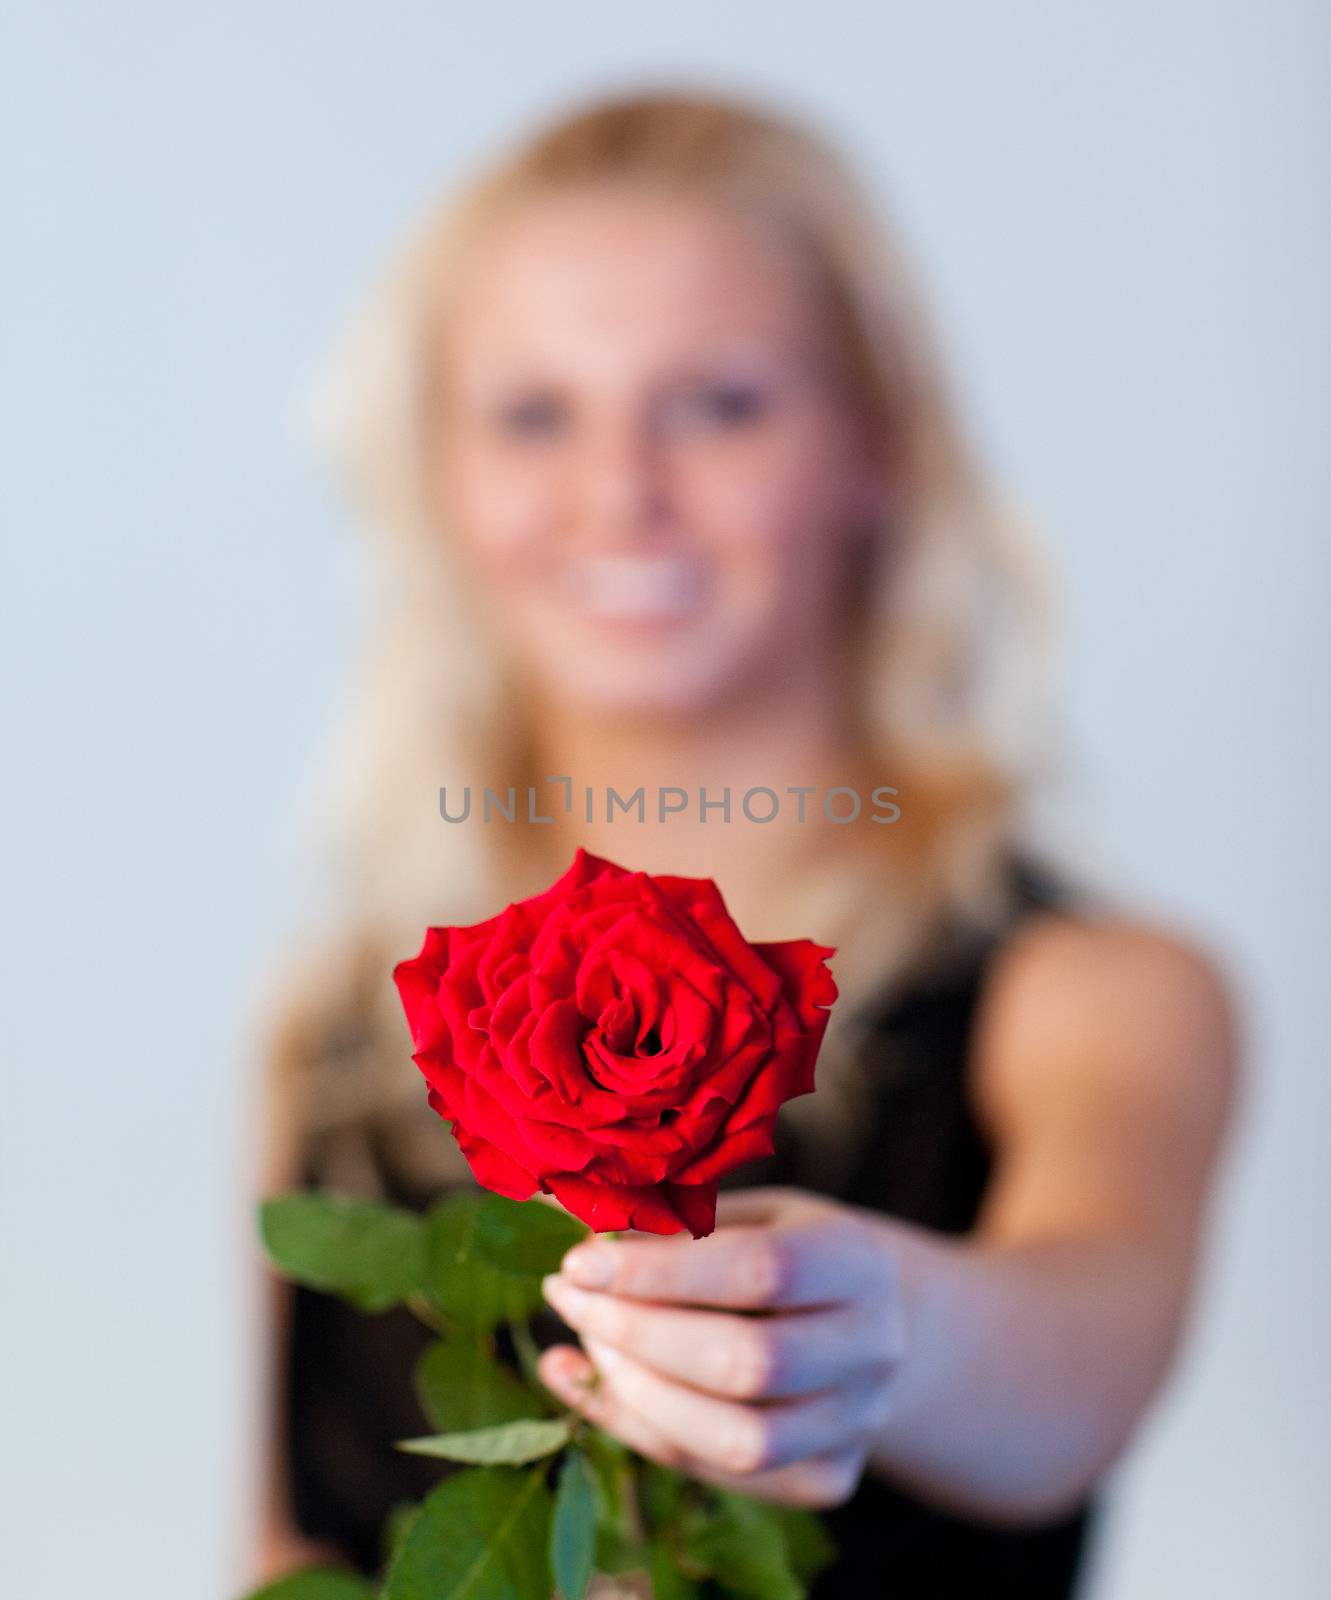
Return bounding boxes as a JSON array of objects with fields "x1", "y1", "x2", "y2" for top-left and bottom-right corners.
[{"x1": 3, "y1": 4, "x2": 1327, "y2": 1596}]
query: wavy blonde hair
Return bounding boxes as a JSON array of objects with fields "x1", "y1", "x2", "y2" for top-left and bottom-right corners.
[{"x1": 253, "y1": 88, "x2": 1065, "y2": 1196}]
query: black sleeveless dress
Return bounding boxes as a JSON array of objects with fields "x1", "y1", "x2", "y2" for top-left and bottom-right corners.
[{"x1": 284, "y1": 856, "x2": 1097, "y2": 1595}]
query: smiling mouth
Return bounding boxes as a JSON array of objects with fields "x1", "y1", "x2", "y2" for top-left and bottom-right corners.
[{"x1": 568, "y1": 552, "x2": 706, "y2": 624}]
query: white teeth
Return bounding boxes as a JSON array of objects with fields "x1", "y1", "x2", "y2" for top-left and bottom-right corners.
[{"x1": 573, "y1": 554, "x2": 704, "y2": 621}]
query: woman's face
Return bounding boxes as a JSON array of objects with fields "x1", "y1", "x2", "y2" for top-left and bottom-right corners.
[{"x1": 429, "y1": 183, "x2": 883, "y2": 719}]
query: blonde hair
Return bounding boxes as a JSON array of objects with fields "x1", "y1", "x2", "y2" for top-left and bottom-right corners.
[{"x1": 253, "y1": 88, "x2": 1066, "y2": 1195}]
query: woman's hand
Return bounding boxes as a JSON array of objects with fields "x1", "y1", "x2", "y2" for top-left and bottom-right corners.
[
  {"x1": 537, "y1": 1186, "x2": 905, "y2": 1508},
  {"x1": 539, "y1": 921, "x2": 1239, "y2": 1529}
]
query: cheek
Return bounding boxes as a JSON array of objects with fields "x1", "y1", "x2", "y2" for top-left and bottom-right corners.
[
  {"x1": 444, "y1": 441, "x2": 561, "y2": 583},
  {"x1": 682, "y1": 429, "x2": 858, "y2": 601}
]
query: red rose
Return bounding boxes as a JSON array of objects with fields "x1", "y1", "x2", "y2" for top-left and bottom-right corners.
[{"x1": 392, "y1": 848, "x2": 837, "y2": 1238}]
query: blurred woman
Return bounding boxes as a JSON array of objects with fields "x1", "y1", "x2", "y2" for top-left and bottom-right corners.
[{"x1": 246, "y1": 91, "x2": 1238, "y2": 1596}]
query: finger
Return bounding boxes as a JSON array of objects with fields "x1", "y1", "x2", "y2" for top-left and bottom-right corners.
[
  {"x1": 685, "y1": 1443, "x2": 867, "y2": 1509},
  {"x1": 580, "y1": 1335, "x2": 880, "y2": 1476},
  {"x1": 538, "y1": 1346, "x2": 867, "y2": 1510},
  {"x1": 559, "y1": 1217, "x2": 891, "y2": 1310},
  {"x1": 712, "y1": 1187, "x2": 831, "y2": 1227},
  {"x1": 542, "y1": 1274, "x2": 901, "y2": 1398},
  {"x1": 537, "y1": 1344, "x2": 687, "y2": 1466}
]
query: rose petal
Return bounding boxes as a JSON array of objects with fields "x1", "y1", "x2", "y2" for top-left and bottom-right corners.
[
  {"x1": 452, "y1": 1123, "x2": 540, "y2": 1200},
  {"x1": 544, "y1": 1172, "x2": 692, "y2": 1236},
  {"x1": 669, "y1": 1120, "x2": 776, "y2": 1185},
  {"x1": 662, "y1": 1179, "x2": 718, "y2": 1239},
  {"x1": 394, "y1": 851, "x2": 840, "y2": 1228}
]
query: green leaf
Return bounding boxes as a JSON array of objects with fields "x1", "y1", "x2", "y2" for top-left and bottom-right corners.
[
  {"x1": 769, "y1": 1504, "x2": 839, "y2": 1583},
  {"x1": 398, "y1": 1416, "x2": 572, "y2": 1465},
  {"x1": 259, "y1": 1192, "x2": 425, "y2": 1312},
  {"x1": 508, "y1": 1302, "x2": 547, "y2": 1393},
  {"x1": 579, "y1": 1428, "x2": 635, "y2": 1544},
  {"x1": 550, "y1": 1447, "x2": 599, "y2": 1600},
  {"x1": 592, "y1": 1524, "x2": 640, "y2": 1574},
  {"x1": 590, "y1": 1536, "x2": 700, "y2": 1600},
  {"x1": 471, "y1": 1193, "x2": 589, "y2": 1276},
  {"x1": 644, "y1": 1542, "x2": 705, "y2": 1600},
  {"x1": 413, "y1": 1334, "x2": 548, "y2": 1432},
  {"x1": 424, "y1": 1192, "x2": 545, "y2": 1334},
  {"x1": 384, "y1": 1465, "x2": 553, "y2": 1600},
  {"x1": 640, "y1": 1460, "x2": 691, "y2": 1534},
  {"x1": 381, "y1": 1500, "x2": 422, "y2": 1571},
  {"x1": 682, "y1": 1490, "x2": 803, "y2": 1600},
  {"x1": 243, "y1": 1569, "x2": 376, "y2": 1600}
]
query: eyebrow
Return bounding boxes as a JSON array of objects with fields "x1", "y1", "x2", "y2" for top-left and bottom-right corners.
[{"x1": 465, "y1": 342, "x2": 817, "y2": 389}]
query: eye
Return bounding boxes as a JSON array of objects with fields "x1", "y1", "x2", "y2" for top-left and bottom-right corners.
[
  {"x1": 492, "y1": 392, "x2": 568, "y2": 439},
  {"x1": 661, "y1": 380, "x2": 772, "y2": 433}
]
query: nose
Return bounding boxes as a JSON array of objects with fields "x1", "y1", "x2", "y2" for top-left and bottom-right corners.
[{"x1": 578, "y1": 411, "x2": 671, "y2": 541}]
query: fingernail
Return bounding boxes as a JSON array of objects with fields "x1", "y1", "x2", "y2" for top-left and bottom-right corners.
[
  {"x1": 562, "y1": 1246, "x2": 611, "y2": 1287},
  {"x1": 541, "y1": 1348, "x2": 594, "y2": 1393},
  {"x1": 541, "y1": 1274, "x2": 586, "y2": 1318}
]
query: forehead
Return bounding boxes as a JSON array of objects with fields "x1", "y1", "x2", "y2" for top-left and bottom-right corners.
[{"x1": 441, "y1": 184, "x2": 823, "y2": 377}]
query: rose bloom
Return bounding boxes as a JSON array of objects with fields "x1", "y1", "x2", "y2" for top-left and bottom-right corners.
[{"x1": 393, "y1": 848, "x2": 837, "y2": 1236}]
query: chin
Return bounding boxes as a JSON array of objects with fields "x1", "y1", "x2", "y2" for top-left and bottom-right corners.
[
  {"x1": 553, "y1": 670, "x2": 730, "y2": 721},
  {"x1": 515, "y1": 610, "x2": 762, "y2": 721},
  {"x1": 539, "y1": 646, "x2": 753, "y2": 721}
]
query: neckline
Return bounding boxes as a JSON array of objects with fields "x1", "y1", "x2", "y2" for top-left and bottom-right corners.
[{"x1": 851, "y1": 849, "x2": 1079, "y2": 1039}]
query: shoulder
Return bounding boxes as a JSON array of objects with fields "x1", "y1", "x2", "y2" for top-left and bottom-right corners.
[
  {"x1": 970, "y1": 909, "x2": 1243, "y2": 1166},
  {"x1": 979, "y1": 911, "x2": 1239, "y2": 1064}
]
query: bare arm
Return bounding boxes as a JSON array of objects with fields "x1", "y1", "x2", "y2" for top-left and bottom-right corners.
[
  {"x1": 241, "y1": 1006, "x2": 347, "y2": 1583},
  {"x1": 863, "y1": 917, "x2": 1240, "y2": 1519}
]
